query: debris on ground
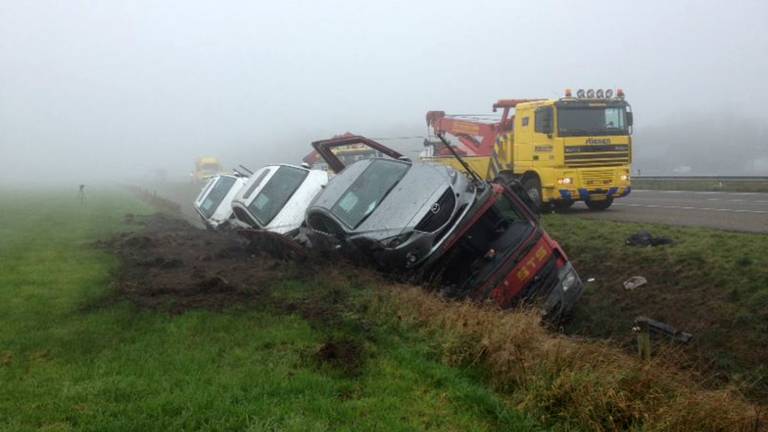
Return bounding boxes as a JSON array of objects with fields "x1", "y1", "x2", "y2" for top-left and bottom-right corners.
[
  {"x1": 623, "y1": 276, "x2": 647, "y2": 290},
  {"x1": 633, "y1": 316, "x2": 693, "y2": 343},
  {"x1": 625, "y1": 230, "x2": 674, "y2": 247}
]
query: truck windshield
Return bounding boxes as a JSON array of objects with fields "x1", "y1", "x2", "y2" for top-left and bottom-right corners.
[
  {"x1": 247, "y1": 166, "x2": 309, "y2": 226},
  {"x1": 558, "y1": 106, "x2": 628, "y2": 136},
  {"x1": 434, "y1": 190, "x2": 534, "y2": 296},
  {"x1": 331, "y1": 159, "x2": 410, "y2": 228},
  {"x1": 199, "y1": 176, "x2": 236, "y2": 218}
]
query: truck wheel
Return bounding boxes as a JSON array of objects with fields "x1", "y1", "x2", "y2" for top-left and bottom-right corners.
[
  {"x1": 522, "y1": 176, "x2": 543, "y2": 212},
  {"x1": 585, "y1": 198, "x2": 613, "y2": 211}
]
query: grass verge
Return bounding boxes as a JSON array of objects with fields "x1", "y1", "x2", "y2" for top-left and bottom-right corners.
[
  {"x1": 378, "y1": 286, "x2": 762, "y2": 431},
  {"x1": 0, "y1": 188, "x2": 537, "y2": 431},
  {"x1": 542, "y1": 213, "x2": 768, "y2": 400}
]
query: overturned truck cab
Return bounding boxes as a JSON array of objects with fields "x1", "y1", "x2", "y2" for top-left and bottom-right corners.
[{"x1": 423, "y1": 182, "x2": 583, "y2": 321}]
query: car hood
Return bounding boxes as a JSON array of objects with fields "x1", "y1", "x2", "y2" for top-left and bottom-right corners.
[{"x1": 353, "y1": 163, "x2": 453, "y2": 240}]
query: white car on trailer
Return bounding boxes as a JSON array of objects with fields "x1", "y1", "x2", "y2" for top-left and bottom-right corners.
[
  {"x1": 231, "y1": 164, "x2": 328, "y2": 235},
  {"x1": 193, "y1": 174, "x2": 249, "y2": 230}
]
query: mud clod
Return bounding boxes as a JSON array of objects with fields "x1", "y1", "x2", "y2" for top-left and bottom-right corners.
[{"x1": 315, "y1": 340, "x2": 364, "y2": 376}]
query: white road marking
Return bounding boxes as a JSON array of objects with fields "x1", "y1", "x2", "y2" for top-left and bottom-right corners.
[{"x1": 613, "y1": 202, "x2": 768, "y2": 214}]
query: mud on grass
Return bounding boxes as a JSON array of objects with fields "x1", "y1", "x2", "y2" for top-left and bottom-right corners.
[{"x1": 99, "y1": 213, "x2": 374, "y2": 376}]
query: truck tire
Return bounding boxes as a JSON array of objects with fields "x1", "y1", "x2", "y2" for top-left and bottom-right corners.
[
  {"x1": 585, "y1": 198, "x2": 613, "y2": 211},
  {"x1": 495, "y1": 173, "x2": 540, "y2": 214},
  {"x1": 522, "y1": 176, "x2": 543, "y2": 213},
  {"x1": 553, "y1": 200, "x2": 574, "y2": 212}
]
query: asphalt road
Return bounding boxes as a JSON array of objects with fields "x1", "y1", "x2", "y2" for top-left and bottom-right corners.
[{"x1": 569, "y1": 189, "x2": 768, "y2": 233}]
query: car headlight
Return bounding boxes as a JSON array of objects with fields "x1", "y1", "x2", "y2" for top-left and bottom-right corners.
[
  {"x1": 385, "y1": 232, "x2": 413, "y2": 248},
  {"x1": 561, "y1": 269, "x2": 579, "y2": 292}
]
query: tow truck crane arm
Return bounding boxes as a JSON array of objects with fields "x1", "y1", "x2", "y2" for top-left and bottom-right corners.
[{"x1": 426, "y1": 99, "x2": 543, "y2": 156}]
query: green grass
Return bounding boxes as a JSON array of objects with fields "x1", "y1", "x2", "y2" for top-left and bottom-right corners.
[
  {"x1": 633, "y1": 179, "x2": 768, "y2": 193},
  {"x1": 542, "y1": 213, "x2": 768, "y2": 399},
  {"x1": 0, "y1": 188, "x2": 539, "y2": 431}
]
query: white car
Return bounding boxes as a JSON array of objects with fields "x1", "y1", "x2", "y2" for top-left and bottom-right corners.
[
  {"x1": 231, "y1": 164, "x2": 328, "y2": 235},
  {"x1": 193, "y1": 174, "x2": 249, "y2": 230}
]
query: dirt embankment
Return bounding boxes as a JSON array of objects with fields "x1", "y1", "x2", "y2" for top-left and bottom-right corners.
[
  {"x1": 97, "y1": 212, "x2": 370, "y2": 376},
  {"x1": 98, "y1": 212, "x2": 343, "y2": 313}
]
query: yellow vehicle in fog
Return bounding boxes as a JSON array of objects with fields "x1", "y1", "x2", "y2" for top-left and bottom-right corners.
[
  {"x1": 194, "y1": 157, "x2": 224, "y2": 182},
  {"x1": 423, "y1": 89, "x2": 633, "y2": 211}
]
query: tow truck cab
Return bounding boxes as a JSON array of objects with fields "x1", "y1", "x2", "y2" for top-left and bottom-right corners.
[{"x1": 429, "y1": 182, "x2": 583, "y2": 320}]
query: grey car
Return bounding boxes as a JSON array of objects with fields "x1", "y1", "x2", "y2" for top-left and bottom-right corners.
[{"x1": 305, "y1": 136, "x2": 476, "y2": 270}]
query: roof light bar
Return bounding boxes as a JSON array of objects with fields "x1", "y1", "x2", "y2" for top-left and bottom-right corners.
[{"x1": 573, "y1": 88, "x2": 625, "y2": 99}]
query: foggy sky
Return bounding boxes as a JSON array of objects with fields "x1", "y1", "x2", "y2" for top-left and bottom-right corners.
[{"x1": 1, "y1": 0, "x2": 767, "y2": 183}]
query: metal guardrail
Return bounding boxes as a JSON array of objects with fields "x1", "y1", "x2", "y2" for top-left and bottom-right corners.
[{"x1": 635, "y1": 176, "x2": 768, "y2": 182}]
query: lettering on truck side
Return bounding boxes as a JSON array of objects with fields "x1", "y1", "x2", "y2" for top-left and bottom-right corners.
[
  {"x1": 585, "y1": 138, "x2": 611, "y2": 145},
  {"x1": 490, "y1": 240, "x2": 553, "y2": 307}
]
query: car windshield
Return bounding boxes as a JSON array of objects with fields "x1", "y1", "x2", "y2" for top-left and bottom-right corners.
[
  {"x1": 558, "y1": 106, "x2": 628, "y2": 136},
  {"x1": 247, "y1": 166, "x2": 309, "y2": 226},
  {"x1": 199, "y1": 176, "x2": 236, "y2": 218},
  {"x1": 331, "y1": 159, "x2": 410, "y2": 228}
]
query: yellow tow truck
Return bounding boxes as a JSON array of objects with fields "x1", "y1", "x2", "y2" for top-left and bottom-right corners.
[{"x1": 423, "y1": 88, "x2": 633, "y2": 210}]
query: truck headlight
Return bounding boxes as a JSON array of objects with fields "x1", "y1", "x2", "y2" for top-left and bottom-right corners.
[
  {"x1": 620, "y1": 174, "x2": 630, "y2": 181},
  {"x1": 561, "y1": 269, "x2": 579, "y2": 292},
  {"x1": 557, "y1": 177, "x2": 573, "y2": 185}
]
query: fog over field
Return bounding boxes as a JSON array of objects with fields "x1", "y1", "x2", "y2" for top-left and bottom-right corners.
[{"x1": 1, "y1": 0, "x2": 766, "y2": 184}]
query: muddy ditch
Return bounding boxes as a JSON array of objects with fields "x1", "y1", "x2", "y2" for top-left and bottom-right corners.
[{"x1": 96, "y1": 211, "x2": 374, "y2": 376}]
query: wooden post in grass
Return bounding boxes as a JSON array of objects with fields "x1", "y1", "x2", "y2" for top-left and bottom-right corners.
[{"x1": 633, "y1": 320, "x2": 652, "y2": 361}]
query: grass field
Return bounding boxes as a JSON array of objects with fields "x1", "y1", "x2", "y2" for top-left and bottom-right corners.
[
  {"x1": 1, "y1": 187, "x2": 764, "y2": 431},
  {"x1": 542, "y1": 213, "x2": 768, "y2": 399},
  {"x1": 0, "y1": 188, "x2": 538, "y2": 431}
]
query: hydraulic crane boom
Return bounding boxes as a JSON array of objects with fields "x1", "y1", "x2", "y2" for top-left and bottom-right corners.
[{"x1": 426, "y1": 99, "x2": 543, "y2": 155}]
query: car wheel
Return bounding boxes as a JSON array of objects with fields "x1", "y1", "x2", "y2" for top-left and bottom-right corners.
[
  {"x1": 522, "y1": 176, "x2": 543, "y2": 212},
  {"x1": 585, "y1": 198, "x2": 613, "y2": 211}
]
